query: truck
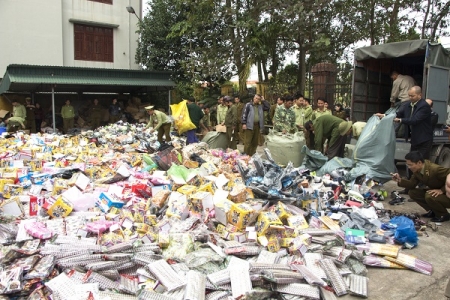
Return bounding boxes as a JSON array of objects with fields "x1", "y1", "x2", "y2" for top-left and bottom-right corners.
[{"x1": 351, "y1": 39, "x2": 450, "y2": 166}]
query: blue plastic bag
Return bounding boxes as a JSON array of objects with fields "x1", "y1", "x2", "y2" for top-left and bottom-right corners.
[{"x1": 389, "y1": 216, "x2": 418, "y2": 246}]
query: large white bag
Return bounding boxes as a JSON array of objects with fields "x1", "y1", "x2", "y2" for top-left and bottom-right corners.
[{"x1": 265, "y1": 130, "x2": 305, "y2": 167}]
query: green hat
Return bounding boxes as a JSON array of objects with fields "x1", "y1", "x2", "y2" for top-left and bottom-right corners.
[{"x1": 338, "y1": 121, "x2": 353, "y2": 136}]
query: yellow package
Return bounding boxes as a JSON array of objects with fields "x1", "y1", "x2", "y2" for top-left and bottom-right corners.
[
  {"x1": 47, "y1": 196, "x2": 73, "y2": 218},
  {"x1": 135, "y1": 223, "x2": 150, "y2": 234},
  {"x1": 255, "y1": 212, "x2": 283, "y2": 236},
  {"x1": 29, "y1": 160, "x2": 43, "y2": 172},
  {"x1": 267, "y1": 236, "x2": 280, "y2": 253},
  {"x1": 3, "y1": 184, "x2": 23, "y2": 199},
  {"x1": 198, "y1": 182, "x2": 215, "y2": 194},
  {"x1": 177, "y1": 185, "x2": 197, "y2": 196},
  {"x1": 129, "y1": 154, "x2": 142, "y2": 167},
  {"x1": 52, "y1": 179, "x2": 68, "y2": 197},
  {"x1": 144, "y1": 214, "x2": 158, "y2": 226},
  {"x1": 0, "y1": 179, "x2": 15, "y2": 193},
  {"x1": 274, "y1": 201, "x2": 291, "y2": 222},
  {"x1": 227, "y1": 202, "x2": 255, "y2": 230}
]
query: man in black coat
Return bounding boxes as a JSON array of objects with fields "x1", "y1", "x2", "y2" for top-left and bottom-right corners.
[{"x1": 394, "y1": 86, "x2": 433, "y2": 159}]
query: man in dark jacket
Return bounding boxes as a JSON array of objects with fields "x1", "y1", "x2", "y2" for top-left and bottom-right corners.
[
  {"x1": 376, "y1": 86, "x2": 433, "y2": 159},
  {"x1": 186, "y1": 97, "x2": 204, "y2": 144},
  {"x1": 242, "y1": 94, "x2": 264, "y2": 156}
]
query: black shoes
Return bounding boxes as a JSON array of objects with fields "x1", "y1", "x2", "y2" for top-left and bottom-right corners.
[
  {"x1": 421, "y1": 211, "x2": 435, "y2": 218},
  {"x1": 430, "y1": 214, "x2": 450, "y2": 222},
  {"x1": 389, "y1": 196, "x2": 405, "y2": 205}
]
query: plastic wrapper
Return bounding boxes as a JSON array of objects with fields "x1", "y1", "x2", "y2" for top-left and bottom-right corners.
[
  {"x1": 251, "y1": 153, "x2": 266, "y2": 177},
  {"x1": 389, "y1": 216, "x2": 418, "y2": 246},
  {"x1": 170, "y1": 100, "x2": 196, "y2": 134},
  {"x1": 24, "y1": 255, "x2": 55, "y2": 280},
  {"x1": 183, "y1": 247, "x2": 224, "y2": 270},
  {"x1": 362, "y1": 255, "x2": 406, "y2": 269},
  {"x1": 384, "y1": 253, "x2": 433, "y2": 275},
  {"x1": 0, "y1": 267, "x2": 23, "y2": 294},
  {"x1": 0, "y1": 223, "x2": 18, "y2": 245},
  {"x1": 24, "y1": 221, "x2": 54, "y2": 240}
]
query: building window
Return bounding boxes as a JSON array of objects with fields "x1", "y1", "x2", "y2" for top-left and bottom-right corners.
[
  {"x1": 74, "y1": 24, "x2": 113, "y2": 62},
  {"x1": 88, "y1": 0, "x2": 113, "y2": 4}
]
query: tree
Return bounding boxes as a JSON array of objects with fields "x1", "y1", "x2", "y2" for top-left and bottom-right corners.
[{"x1": 136, "y1": 0, "x2": 189, "y2": 82}]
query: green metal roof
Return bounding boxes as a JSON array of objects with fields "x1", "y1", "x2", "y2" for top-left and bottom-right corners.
[{"x1": 0, "y1": 64, "x2": 176, "y2": 94}]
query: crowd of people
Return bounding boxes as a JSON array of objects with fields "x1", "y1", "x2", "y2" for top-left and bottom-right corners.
[{"x1": 1, "y1": 98, "x2": 124, "y2": 134}]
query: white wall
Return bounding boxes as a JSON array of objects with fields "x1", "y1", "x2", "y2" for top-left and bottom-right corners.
[
  {"x1": 62, "y1": 0, "x2": 141, "y2": 70},
  {"x1": 0, "y1": 0, "x2": 64, "y2": 76},
  {"x1": 0, "y1": 0, "x2": 141, "y2": 77}
]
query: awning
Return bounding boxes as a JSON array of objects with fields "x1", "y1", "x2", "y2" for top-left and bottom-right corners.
[{"x1": 0, "y1": 64, "x2": 176, "y2": 94}]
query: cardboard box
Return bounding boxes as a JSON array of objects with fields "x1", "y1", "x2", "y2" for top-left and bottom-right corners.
[
  {"x1": 214, "y1": 198, "x2": 234, "y2": 225},
  {"x1": 287, "y1": 215, "x2": 309, "y2": 230},
  {"x1": 255, "y1": 212, "x2": 283, "y2": 236},
  {"x1": 190, "y1": 191, "x2": 214, "y2": 216},
  {"x1": 96, "y1": 192, "x2": 125, "y2": 213},
  {"x1": 274, "y1": 201, "x2": 291, "y2": 221},
  {"x1": 227, "y1": 202, "x2": 255, "y2": 230}
]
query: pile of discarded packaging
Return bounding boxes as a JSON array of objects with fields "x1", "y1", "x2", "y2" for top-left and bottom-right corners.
[{"x1": 0, "y1": 123, "x2": 433, "y2": 299}]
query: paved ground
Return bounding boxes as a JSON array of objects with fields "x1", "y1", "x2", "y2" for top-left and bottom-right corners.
[{"x1": 238, "y1": 143, "x2": 450, "y2": 299}]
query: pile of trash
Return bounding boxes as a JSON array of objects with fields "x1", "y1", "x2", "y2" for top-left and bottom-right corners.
[{"x1": 0, "y1": 125, "x2": 433, "y2": 299}]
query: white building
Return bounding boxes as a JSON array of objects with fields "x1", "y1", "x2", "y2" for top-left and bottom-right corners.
[{"x1": 0, "y1": 0, "x2": 142, "y2": 76}]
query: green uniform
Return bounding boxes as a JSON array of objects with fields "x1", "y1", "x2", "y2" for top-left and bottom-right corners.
[
  {"x1": 217, "y1": 104, "x2": 228, "y2": 125},
  {"x1": 61, "y1": 104, "x2": 75, "y2": 133},
  {"x1": 236, "y1": 102, "x2": 244, "y2": 143},
  {"x1": 312, "y1": 108, "x2": 332, "y2": 120},
  {"x1": 90, "y1": 104, "x2": 103, "y2": 129},
  {"x1": 25, "y1": 105, "x2": 36, "y2": 133},
  {"x1": 291, "y1": 104, "x2": 304, "y2": 128},
  {"x1": 200, "y1": 113, "x2": 211, "y2": 129},
  {"x1": 398, "y1": 160, "x2": 450, "y2": 217},
  {"x1": 147, "y1": 110, "x2": 171, "y2": 143},
  {"x1": 274, "y1": 105, "x2": 296, "y2": 133},
  {"x1": 303, "y1": 105, "x2": 313, "y2": 123},
  {"x1": 312, "y1": 114, "x2": 346, "y2": 153},
  {"x1": 13, "y1": 104, "x2": 26, "y2": 120},
  {"x1": 187, "y1": 103, "x2": 204, "y2": 128},
  {"x1": 9, "y1": 104, "x2": 26, "y2": 133},
  {"x1": 224, "y1": 105, "x2": 238, "y2": 149}
]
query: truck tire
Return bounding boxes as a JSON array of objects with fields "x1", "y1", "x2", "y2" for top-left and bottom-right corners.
[{"x1": 437, "y1": 147, "x2": 450, "y2": 168}]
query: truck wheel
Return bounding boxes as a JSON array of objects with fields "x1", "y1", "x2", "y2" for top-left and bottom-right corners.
[{"x1": 437, "y1": 147, "x2": 450, "y2": 168}]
